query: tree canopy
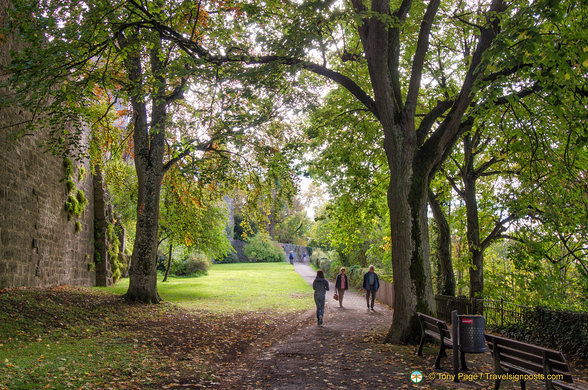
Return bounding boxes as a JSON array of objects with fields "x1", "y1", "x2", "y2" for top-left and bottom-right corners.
[{"x1": 2, "y1": 0, "x2": 586, "y2": 340}]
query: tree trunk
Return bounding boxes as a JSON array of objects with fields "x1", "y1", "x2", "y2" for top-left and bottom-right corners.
[
  {"x1": 163, "y1": 243, "x2": 172, "y2": 282},
  {"x1": 125, "y1": 162, "x2": 164, "y2": 303},
  {"x1": 463, "y1": 136, "x2": 483, "y2": 298},
  {"x1": 384, "y1": 171, "x2": 416, "y2": 343},
  {"x1": 428, "y1": 189, "x2": 455, "y2": 296},
  {"x1": 122, "y1": 30, "x2": 167, "y2": 303},
  {"x1": 382, "y1": 129, "x2": 435, "y2": 343}
]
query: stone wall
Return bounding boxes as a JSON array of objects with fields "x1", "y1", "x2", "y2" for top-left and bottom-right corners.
[
  {"x1": 281, "y1": 243, "x2": 311, "y2": 263},
  {"x1": 0, "y1": 131, "x2": 95, "y2": 288},
  {"x1": 0, "y1": 0, "x2": 95, "y2": 288}
]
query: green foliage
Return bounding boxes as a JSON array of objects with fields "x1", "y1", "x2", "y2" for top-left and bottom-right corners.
[
  {"x1": 487, "y1": 241, "x2": 587, "y2": 311},
  {"x1": 62, "y1": 157, "x2": 88, "y2": 228},
  {"x1": 274, "y1": 203, "x2": 313, "y2": 245},
  {"x1": 216, "y1": 250, "x2": 240, "y2": 264},
  {"x1": 106, "y1": 224, "x2": 124, "y2": 283},
  {"x1": 233, "y1": 213, "x2": 259, "y2": 241},
  {"x1": 304, "y1": 87, "x2": 392, "y2": 268},
  {"x1": 231, "y1": 148, "x2": 302, "y2": 244},
  {"x1": 64, "y1": 195, "x2": 78, "y2": 218},
  {"x1": 310, "y1": 198, "x2": 390, "y2": 271},
  {"x1": 310, "y1": 248, "x2": 329, "y2": 269},
  {"x1": 243, "y1": 233, "x2": 286, "y2": 262},
  {"x1": 169, "y1": 252, "x2": 211, "y2": 277},
  {"x1": 311, "y1": 249, "x2": 383, "y2": 290},
  {"x1": 493, "y1": 307, "x2": 588, "y2": 359},
  {"x1": 63, "y1": 158, "x2": 74, "y2": 177},
  {"x1": 101, "y1": 161, "x2": 137, "y2": 250},
  {"x1": 77, "y1": 166, "x2": 86, "y2": 182},
  {"x1": 159, "y1": 169, "x2": 232, "y2": 261}
]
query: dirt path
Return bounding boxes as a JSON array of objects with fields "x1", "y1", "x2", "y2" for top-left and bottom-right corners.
[
  {"x1": 223, "y1": 263, "x2": 406, "y2": 389},
  {"x1": 219, "y1": 264, "x2": 588, "y2": 389}
]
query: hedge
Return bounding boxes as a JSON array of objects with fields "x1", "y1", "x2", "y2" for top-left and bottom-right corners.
[
  {"x1": 310, "y1": 249, "x2": 387, "y2": 291},
  {"x1": 492, "y1": 306, "x2": 588, "y2": 359}
]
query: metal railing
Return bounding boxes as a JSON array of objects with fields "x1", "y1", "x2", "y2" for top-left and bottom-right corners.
[{"x1": 435, "y1": 295, "x2": 533, "y2": 327}]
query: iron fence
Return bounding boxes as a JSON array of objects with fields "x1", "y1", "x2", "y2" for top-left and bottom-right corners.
[{"x1": 435, "y1": 295, "x2": 534, "y2": 327}]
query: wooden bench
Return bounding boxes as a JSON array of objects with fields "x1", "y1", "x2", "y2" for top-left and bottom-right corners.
[
  {"x1": 485, "y1": 333, "x2": 580, "y2": 390},
  {"x1": 417, "y1": 312, "x2": 468, "y2": 370}
]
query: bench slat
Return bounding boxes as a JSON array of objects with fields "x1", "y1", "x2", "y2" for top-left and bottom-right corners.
[
  {"x1": 486, "y1": 334, "x2": 567, "y2": 360},
  {"x1": 499, "y1": 359, "x2": 574, "y2": 384},
  {"x1": 552, "y1": 379, "x2": 579, "y2": 390},
  {"x1": 487, "y1": 343, "x2": 571, "y2": 373},
  {"x1": 485, "y1": 334, "x2": 575, "y2": 386}
]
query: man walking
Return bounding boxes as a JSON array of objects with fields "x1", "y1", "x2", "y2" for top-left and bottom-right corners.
[{"x1": 363, "y1": 265, "x2": 380, "y2": 311}]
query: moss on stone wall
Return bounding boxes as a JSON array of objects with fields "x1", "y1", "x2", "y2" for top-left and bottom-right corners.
[{"x1": 63, "y1": 157, "x2": 88, "y2": 229}]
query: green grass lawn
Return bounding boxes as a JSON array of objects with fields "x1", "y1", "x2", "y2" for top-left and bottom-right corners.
[
  {"x1": 102, "y1": 262, "x2": 314, "y2": 313},
  {"x1": 0, "y1": 262, "x2": 314, "y2": 389}
]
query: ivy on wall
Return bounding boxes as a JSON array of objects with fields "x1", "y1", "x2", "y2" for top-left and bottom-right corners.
[
  {"x1": 107, "y1": 223, "x2": 123, "y2": 282},
  {"x1": 62, "y1": 157, "x2": 88, "y2": 232}
]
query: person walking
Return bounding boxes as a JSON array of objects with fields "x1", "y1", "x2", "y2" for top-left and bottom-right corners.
[
  {"x1": 312, "y1": 270, "x2": 329, "y2": 325},
  {"x1": 289, "y1": 251, "x2": 294, "y2": 264},
  {"x1": 334, "y1": 267, "x2": 349, "y2": 308},
  {"x1": 363, "y1": 265, "x2": 380, "y2": 311}
]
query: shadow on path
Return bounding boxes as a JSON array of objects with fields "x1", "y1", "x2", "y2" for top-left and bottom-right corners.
[
  {"x1": 220, "y1": 263, "x2": 588, "y2": 390},
  {"x1": 231, "y1": 263, "x2": 402, "y2": 389}
]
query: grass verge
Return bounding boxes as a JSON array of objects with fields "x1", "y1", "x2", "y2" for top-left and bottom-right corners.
[
  {"x1": 101, "y1": 262, "x2": 314, "y2": 313},
  {"x1": 0, "y1": 263, "x2": 313, "y2": 389}
]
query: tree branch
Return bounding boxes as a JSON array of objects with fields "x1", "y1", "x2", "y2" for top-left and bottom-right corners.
[
  {"x1": 481, "y1": 213, "x2": 518, "y2": 250},
  {"x1": 442, "y1": 168, "x2": 465, "y2": 199},
  {"x1": 416, "y1": 99, "x2": 454, "y2": 145},
  {"x1": 405, "y1": 0, "x2": 441, "y2": 117}
]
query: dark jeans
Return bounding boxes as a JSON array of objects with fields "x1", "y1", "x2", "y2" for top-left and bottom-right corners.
[
  {"x1": 314, "y1": 294, "x2": 326, "y2": 319},
  {"x1": 366, "y1": 287, "x2": 377, "y2": 308}
]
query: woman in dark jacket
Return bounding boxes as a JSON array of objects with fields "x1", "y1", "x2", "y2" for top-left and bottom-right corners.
[
  {"x1": 312, "y1": 270, "x2": 329, "y2": 325},
  {"x1": 334, "y1": 267, "x2": 349, "y2": 308}
]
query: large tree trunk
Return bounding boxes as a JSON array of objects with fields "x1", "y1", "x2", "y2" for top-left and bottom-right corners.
[
  {"x1": 125, "y1": 158, "x2": 164, "y2": 303},
  {"x1": 429, "y1": 189, "x2": 455, "y2": 296},
  {"x1": 463, "y1": 135, "x2": 483, "y2": 298},
  {"x1": 122, "y1": 30, "x2": 167, "y2": 303},
  {"x1": 385, "y1": 166, "x2": 417, "y2": 343},
  {"x1": 382, "y1": 125, "x2": 435, "y2": 343}
]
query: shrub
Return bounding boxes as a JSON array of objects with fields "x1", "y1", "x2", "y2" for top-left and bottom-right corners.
[
  {"x1": 493, "y1": 307, "x2": 588, "y2": 359},
  {"x1": 243, "y1": 233, "x2": 286, "y2": 262},
  {"x1": 217, "y1": 250, "x2": 240, "y2": 263},
  {"x1": 310, "y1": 250, "x2": 385, "y2": 291},
  {"x1": 170, "y1": 252, "x2": 211, "y2": 276},
  {"x1": 310, "y1": 248, "x2": 328, "y2": 268},
  {"x1": 346, "y1": 265, "x2": 365, "y2": 287}
]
